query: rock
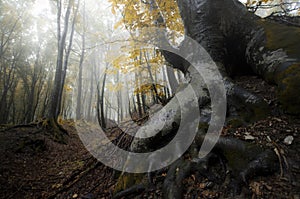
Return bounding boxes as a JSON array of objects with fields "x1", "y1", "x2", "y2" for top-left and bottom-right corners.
[{"x1": 283, "y1": 135, "x2": 294, "y2": 145}]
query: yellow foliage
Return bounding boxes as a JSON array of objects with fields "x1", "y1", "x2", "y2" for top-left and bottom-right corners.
[
  {"x1": 134, "y1": 83, "x2": 165, "y2": 95},
  {"x1": 106, "y1": 46, "x2": 164, "y2": 76},
  {"x1": 114, "y1": 19, "x2": 124, "y2": 29},
  {"x1": 108, "y1": 0, "x2": 184, "y2": 38},
  {"x1": 57, "y1": 116, "x2": 63, "y2": 124},
  {"x1": 246, "y1": 0, "x2": 274, "y2": 6},
  {"x1": 107, "y1": 82, "x2": 123, "y2": 92},
  {"x1": 64, "y1": 85, "x2": 73, "y2": 92},
  {"x1": 107, "y1": 0, "x2": 183, "y2": 91}
]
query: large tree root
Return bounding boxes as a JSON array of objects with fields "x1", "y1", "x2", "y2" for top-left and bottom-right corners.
[
  {"x1": 112, "y1": 63, "x2": 278, "y2": 198},
  {"x1": 162, "y1": 158, "x2": 192, "y2": 199},
  {"x1": 112, "y1": 184, "x2": 146, "y2": 199},
  {"x1": 40, "y1": 118, "x2": 69, "y2": 144},
  {"x1": 158, "y1": 131, "x2": 279, "y2": 198},
  {"x1": 113, "y1": 132, "x2": 279, "y2": 198},
  {"x1": 0, "y1": 124, "x2": 38, "y2": 132}
]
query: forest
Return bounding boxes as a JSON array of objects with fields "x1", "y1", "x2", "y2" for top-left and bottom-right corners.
[{"x1": 0, "y1": 0, "x2": 300, "y2": 198}]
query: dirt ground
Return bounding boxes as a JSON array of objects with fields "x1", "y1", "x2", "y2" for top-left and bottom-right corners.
[{"x1": 0, "y1": 76, "x2": 299, "y2": 199}]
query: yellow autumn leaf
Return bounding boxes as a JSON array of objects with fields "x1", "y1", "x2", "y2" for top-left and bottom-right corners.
[
  {"x1": 114, "y1": 19, "x2": 123, "y2": 29},
  {"x1": 111, "y1": 6, "x2": 116, "y2": 15}
]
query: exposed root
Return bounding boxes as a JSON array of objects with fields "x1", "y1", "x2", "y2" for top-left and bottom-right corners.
[
  {"x1": 0, "y1": 124, "x2": 37, "y2": 132},
  {"x1": 162, "y1": 158, "x2": 192, "y2": 199},
  {"x1": 112, "y1": 65, "x2": 277, "y2": 198},
  {"x1": 42, "y1": 118, "x2": 69, "y2": 144},
  {"x1": 113, "y1": 131, "x2": 279, "y2": 198},
  {"x1": 112, "y1": 184, "x2": 145, "y2": 199}
]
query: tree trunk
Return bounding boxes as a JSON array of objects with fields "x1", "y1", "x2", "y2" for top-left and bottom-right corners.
[
  {"x1": 76, "y1": 0, "x2": 85, "y2": 120},
  {"x1": 87, "y1": 62, "x2": 95, "y2": 121},
  {"x1": 58, "y1": 0, "x2": 78, "y2": 118},
  {"x1": 176, "y1": 0, "x2": 300, "y2": 114},
  {"x1": 45, "y1": 0, "x2": 79, "y2": 142},
  {"x1": 47, "y1": 0, "x2": 72, "y2": 121},
  {"x1": 100, "y1": 70, "x2": 107, "y2": 128},
  {"x1": 116, "y1": 71, "x2": 123, "y2": 123},
  {"x1": 166, "y1": 66, "x2": 178, "y2": 95},
  {"x1": 135, "y1": 72, "x2": 143, "y2": 118},
  {"x1": 76, "y1": 36, "x2": 85, "y2": 120},
  {"x1": 25, "y1": 47, "x2": 41, "y2": 123}
]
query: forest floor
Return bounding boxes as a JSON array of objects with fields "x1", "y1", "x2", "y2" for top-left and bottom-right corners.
[{"x1": 0, "y1": 76, "x2": 299, "y2": 199}]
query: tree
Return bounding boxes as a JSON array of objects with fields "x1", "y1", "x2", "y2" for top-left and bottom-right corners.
[
  {"x1": 76, "y1": 0, "x2": 86, "y2": 120},
  {"x1": 176, "y1": 0, "x2": 300, "y2": 113},
  {"x1": 0, "y1": 0, "x2": 39, "y2": 124},
  {"x1": 46, "y1": 0, "x2": 79, "y2": 139},
  {"x1": 108, "y1": 0, "x2": 300, "y2": 197},
  {"x1": 97, "y1": 65, "x2": 107, "y2": 128}
]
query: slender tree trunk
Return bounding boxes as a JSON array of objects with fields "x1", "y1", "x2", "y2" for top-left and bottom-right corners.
[
  {"x1": 47, "y1": 0, "x2": 73, "y2": 121},
  {"x1": 136, "y1": 92, "x2": 142, "y2": 118},
  {"x1": 166, "y1": 66, "x2": 178, "y2": 95},
  {"x1": 76, "y1": 0, "x2": 85, "y2": 120},
  {"x1": 25, "y1": 47, "x2": 41, "y2": 123},
  {"x1": 100, "y1": 69, "x2": 107, "y2": 128},
  {"x1": 117, "y1": 71, "x2": 124, "y2": 121},
  {"x1": 45, "y1": 0, "x2": 79, "y2": 141},
  {"x1": 0, "y1": 60, "x2": 16, "y2": 124},
  {"x1": 58, "y1": 0, "x2": 79, "y2": 118},
  {"x1": 76, "y1": 37, "x2": 85, "y2": 120},
  {"x1": 87, "y1": 62, "x2": 95, "y2": 121}
]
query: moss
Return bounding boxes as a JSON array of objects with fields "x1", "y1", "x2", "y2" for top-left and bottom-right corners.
[
  {"x1": 198, "y1": 122, "x2": 209, "y2": 131},
  {"x1": 222, "y1": 141, "x2": 263, "y2": 172},
  {"x1": 255, "y1": 19, "x2": 300, "y2": 114},
  {"x1": 236, "y1": 101, "x2": 269, "y2": 124},
  {"x1": 43, "y1": 118, "x2": 67, "y2": 144},
  {"x1": 223, "y1": 149, "x2": 248, "y2": 171},
  {"x1": 277, "y1": 63, "x2": 300, "y2": 114},
  {"x1": 227, "y1": 118, "x2": 245, "y2": 128},
  {"x1": 114, "y1": 173, "x2": 145, "y2": 194},
  {"x1": 252, "y1": 101, "x2": 270, "y2": 120},
  {"x1": 257, "y1": 19, "x2": 300, "y2": 57}
]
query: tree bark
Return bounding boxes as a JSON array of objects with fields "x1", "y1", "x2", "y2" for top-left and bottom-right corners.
[
  {"x1": 45, "y1": 0, "x2": 79, "y2": 141},
  {"x1": 176, "y1": 0, "x2": 300, "y2": 114},
  {"x1": 76, "y1": 37, "x2": 85, "y2": 120},
  {"x1": 76, "y1": 0, "x2": 85, "y2": 120},
  {"x1": 47, "y1": 0, "x2": 72, "y2": 121},
  {"x1": 100, "y1": 69, "x2": 107, "y2": 128},
  {"x1": 166, "y1": 66, "x2": 178, "y2": 95}
]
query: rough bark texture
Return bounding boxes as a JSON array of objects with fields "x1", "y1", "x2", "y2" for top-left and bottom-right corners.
[{"x1": 177, "y1": 0, "x2": 300, "y2": 114}]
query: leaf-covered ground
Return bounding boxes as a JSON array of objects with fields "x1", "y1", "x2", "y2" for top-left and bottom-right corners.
[{"x1": 0, "y1": 76, "x2": 299, "y2": 199}]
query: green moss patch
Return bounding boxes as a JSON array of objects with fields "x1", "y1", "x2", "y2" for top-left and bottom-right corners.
[
  {"x1": 277, "y1": 63, "x2": 300, "y2": 114},
  {"x1": 114, "y1": 173, "x2": 145, "y2": 194},
  {"x1": 258, "y1": 19, "x2": 300, "y2": 57}
]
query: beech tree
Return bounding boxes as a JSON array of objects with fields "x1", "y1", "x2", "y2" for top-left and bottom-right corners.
[
  {"x1": 46, "y1": 0, "x2": 79, "y2": 139},
  {"x1": 108, "y1": 0, "x2": 300, "y2": 197}
]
